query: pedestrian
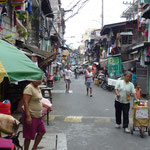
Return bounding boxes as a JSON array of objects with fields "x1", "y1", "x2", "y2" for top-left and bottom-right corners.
[
  {"x1": 135, "y1": 83, "x2": 142, "y2": 99},
  {"x1": 85, "y1": 66, "x2": 93, "y2": 97},
  {"x1": 74, "y1": 67, "x2": 78, "y2": 79},
  {"x1": 114, "y1": 71, "x2": 137, "y2": 133},
  {"x1": 64, "y1": 66, "x2": 72, "y2": 93},
  {"x1": 131, "y1": 70, "x2": 136, "y2": 87},
  {"x1": 23, "y1": 80, "x2": 51, "y2": 150}
]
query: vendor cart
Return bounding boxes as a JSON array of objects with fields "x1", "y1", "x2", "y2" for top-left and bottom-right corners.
[{"x1": 130, "y1": 100, "x2": 150, "y2": 138}]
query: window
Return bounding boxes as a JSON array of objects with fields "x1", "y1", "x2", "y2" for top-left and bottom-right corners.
[{"x1": 121, "y1": 35, "x2": 132, "y2": 44}]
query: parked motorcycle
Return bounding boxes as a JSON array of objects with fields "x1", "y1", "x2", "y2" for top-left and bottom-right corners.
[
  {"x1": 97, "y1": 74, "x2": 105, "y2": 87},
  {"x1": 47, "y1": 74, "x2": 54, "y2": 87},
  {"x1": 101, "y1": 77, "x2": 114, "y2": 91}
]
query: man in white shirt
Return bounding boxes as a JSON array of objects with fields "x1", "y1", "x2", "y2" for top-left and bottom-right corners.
[{"x1": 64, "y1": 66, "x2": 72, "y2": 93}]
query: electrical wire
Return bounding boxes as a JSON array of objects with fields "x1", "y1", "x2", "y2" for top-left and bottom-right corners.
[
  {"x1": 65, "y1": 0, "x2": 90, "y2": 22},
  {"x1": 65, "y1": 0, "x2": 76, "y2": 10}
]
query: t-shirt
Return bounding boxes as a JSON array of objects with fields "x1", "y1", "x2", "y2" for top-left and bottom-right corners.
[
  {"x1": 132, "y1": 73, "x2": 136, "y2": 82},
  {"x1": 23, "y1": 83, "x2": 43, "y2": 118},
  {"x1": 64, "y1": 69, "x2": 72, "y2": 80},
  {"x1": 115, "y1": 80, "x2": 135, "y2": 104},
  {"x1": 86, "y1": 71, "x2": 93, "y2": 83}
]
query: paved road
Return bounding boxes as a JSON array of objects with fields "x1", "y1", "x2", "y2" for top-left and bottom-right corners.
[
  {"x1": 19, "y1": 76, "x2": 150, "y2": 150},
  {"x1": 43, "y1": 75, "x2": 150, "y2": 150}
]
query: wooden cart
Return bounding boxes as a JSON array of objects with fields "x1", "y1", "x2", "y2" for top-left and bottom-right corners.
[{"x1": 130, "y1": 100, "x2": 150, "y2": 138}]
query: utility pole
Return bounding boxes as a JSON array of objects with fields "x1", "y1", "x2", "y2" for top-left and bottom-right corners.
[{"x1": 102, "y1": 0, "x2": 104, "y2": 27}]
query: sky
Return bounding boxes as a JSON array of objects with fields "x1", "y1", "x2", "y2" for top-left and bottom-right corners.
[{"x1": 61, "y1": 0, "x2": 128, "y2": 48}]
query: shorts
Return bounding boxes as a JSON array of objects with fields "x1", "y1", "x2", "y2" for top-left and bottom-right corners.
[
  {"x1": 22, "y1": 112, "x2": 46, "y2": 140},
  {"x1": 65, "y1": 79, "x2": 71, "y2": 83},
  {"x1": 86, "y1": 82, "x2": 93, "y2": 88}
]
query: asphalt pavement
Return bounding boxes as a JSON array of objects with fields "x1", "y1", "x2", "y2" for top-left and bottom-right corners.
[{"x1": 16, "y1": 75, "x2": 150, "y2": 150}]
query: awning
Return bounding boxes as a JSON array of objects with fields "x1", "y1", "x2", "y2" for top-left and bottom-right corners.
[
  {"x1": 100, "y1": 59, "x2": 107, "y2": 68},
  {"x1": 0, "y1": 40, "x2": 44, "y2": 82},
  {"x1": 24, "y1": 45, "x2": 52, "y2": 58},
  {"x1": 39, "y1": 53, "x2": 56, "y2": 68},
  {"x1": 128, "y1": 41, "x2": 150, "y2": 53},
  {"x1": 122, "y1": 60, "x2": 137, "y2": 71}
]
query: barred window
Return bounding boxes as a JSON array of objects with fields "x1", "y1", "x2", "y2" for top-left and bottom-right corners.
[{"x1": 121, "y1": 35, "x2": 132, "y2": 44}]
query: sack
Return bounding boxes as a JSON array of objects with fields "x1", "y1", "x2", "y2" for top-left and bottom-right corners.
[
  {"x1": 0, "y1": 101, "x2": 11, "y2": 115},
  {"x1": 42, "y1": 98, "x2": 52, "y2": 115},
  {"x1": 0, "y1": 138, "x2": 16, "y2": 150},
  {"x1": 0, "y1": 114, "x2": 19, "y2": 134}
]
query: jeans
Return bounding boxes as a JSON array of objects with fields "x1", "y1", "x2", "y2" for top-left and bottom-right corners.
[{"x1": 115, "y1": 101, "x2": 130, "y2": 128}]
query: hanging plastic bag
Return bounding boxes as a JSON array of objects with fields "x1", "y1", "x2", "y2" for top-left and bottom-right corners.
[{"x1": 0, "y1": 100, "x2": 11, "y2": 115}]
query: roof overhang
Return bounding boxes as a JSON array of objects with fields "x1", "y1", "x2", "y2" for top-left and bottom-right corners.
[
  {"x1": 101, "y1": 20, "x2": 137, "y2": 35},
  {"x1": 128, "y1": 41, "x2": 150, "y2": 54},
  {"x1": 39, "y1": 53, "x2": 56, "y2": 68}
]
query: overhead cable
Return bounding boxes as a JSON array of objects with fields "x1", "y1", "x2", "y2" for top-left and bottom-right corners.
[{"x1": 65, "y1": 0, "x2": 90, "y2": 22}]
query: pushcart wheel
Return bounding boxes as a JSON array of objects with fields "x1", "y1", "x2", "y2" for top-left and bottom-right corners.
[
  {"x1": 140, "y1": 127, "x2": 144, "y2": 138},
  {"x1": 148, "y1": 128, "x2": 150, "y2": 136},
  {"x1": 130, "y1": 126, "x2": 133, "y2": 135}
]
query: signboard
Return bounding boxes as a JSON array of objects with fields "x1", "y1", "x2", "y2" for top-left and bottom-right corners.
[
  {"x1": 108, "y1": 56, "x2": 122, "y2": 78},
  {"x1": 136, "y1": 109, "x2": 149, "y2": 119}
]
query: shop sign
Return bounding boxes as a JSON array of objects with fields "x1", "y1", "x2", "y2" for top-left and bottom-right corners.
[{"x1": 108, "y1": 56, "x2": 122, "y2": 78}]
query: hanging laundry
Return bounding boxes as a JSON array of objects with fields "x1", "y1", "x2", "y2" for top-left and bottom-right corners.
[
  {"x1": 0, "y1": 0, "x2": 7, "y2": 3},
  {"x1": 0, "y1": 6, "x2": 4, "y2": 31},
  {"x1": 14, "y1": 11, "x2": 17, "y2": 26},
  {"x1": 11, "y1": 0, "x2": 24, "y2": 7},
  {"x1": 1, "y1": 5, "x2": 7, "y2": 16},
  {"x1": 27, "y1": 0, "x2": 32, "y2": 14},
  {"x1": 140, "y1": 50, "x2": 147, "y2": 67},
  {"x1": 15, "y1": 3, "x2": 25, "y2": 11},
  {"x1": 144, "y1": 30, "x2": 148, "y2": 37},
  {"x1": 148, "y1": 46, "x2": 150, "y2": 56}
]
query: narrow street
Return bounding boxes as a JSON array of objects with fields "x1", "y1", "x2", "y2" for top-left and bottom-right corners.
[{"x1": 39, "y1": 76, "x2": 150, "y2": 150}]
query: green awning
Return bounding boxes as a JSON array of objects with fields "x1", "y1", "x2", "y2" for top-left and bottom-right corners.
[{"x1": 0, "y1": 40, "x2": 44, "y2": 82}]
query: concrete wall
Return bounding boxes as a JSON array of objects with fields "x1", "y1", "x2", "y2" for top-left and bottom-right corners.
[{"x1": 0, "y1": 15, "x2": 16, "y2": 41}]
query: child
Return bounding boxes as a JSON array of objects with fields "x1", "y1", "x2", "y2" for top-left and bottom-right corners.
[{"x1": 135, "y1": 83, "x2": 142, "y2": 99}]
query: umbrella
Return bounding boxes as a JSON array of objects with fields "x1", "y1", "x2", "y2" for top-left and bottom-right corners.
[{"x1": 0, "y1": 40, "x2": 44, "y2": 83}]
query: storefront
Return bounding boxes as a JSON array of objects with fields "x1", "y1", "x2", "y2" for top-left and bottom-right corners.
[{"x1": 0, "y1": 40, "x2": 44, "y2": 112}]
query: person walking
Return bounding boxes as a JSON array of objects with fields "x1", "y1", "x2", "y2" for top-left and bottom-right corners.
[
  {"x1": 74, "y1": 67, "x2": 78, "y2": 79},
  {"x1": 114, "y1": 71, "x2": 137, "y2": 133},
  {"x1": 64, "y1": 66, "x2": 72, "y2": 93},
  {"x1": 85, "y1": 66, "x2": 93, "y2": 97},
  {"x1": 23, "y1": 80, "x2": 51, "y2": 150}
]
